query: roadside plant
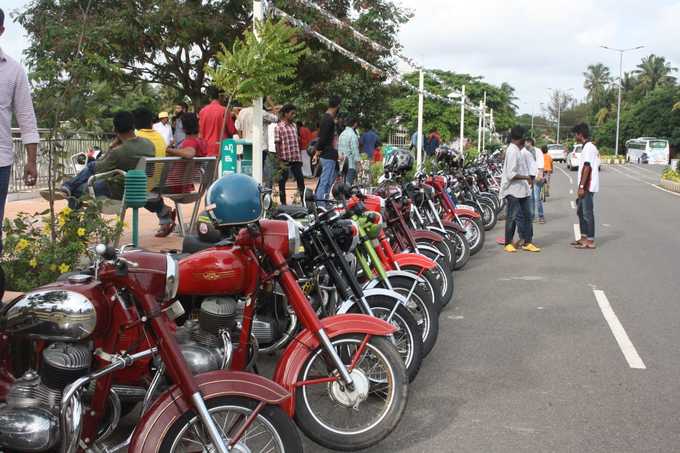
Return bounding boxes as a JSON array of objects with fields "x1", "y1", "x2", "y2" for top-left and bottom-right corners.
[{"x1": 2, "y1": 201, "x2": 124, "y2": 293}]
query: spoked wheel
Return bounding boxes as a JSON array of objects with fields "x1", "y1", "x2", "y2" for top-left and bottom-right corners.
[
  {"x1": 381, "y1": 275, "x2": 439, "y2": 357},
  {"x1": 415, "y1": 237, "x2": 454, "y2": 271},
  {"x1": 400, "y1": 265, "x2": 445, "y2": 311},
  {"x1": 479, "y1": 200, "x2": 497, "y2": 231},
  {"x1": 416, "y1": 247, "x2": 454, "y2": 308},
  {"x1": 458, "y1": 216, "x2": 484, "y2": 256},
  {"x1": 361, "y1": 295, "x2": 424, "y2": 382},
  {"x1": 159, "y1": 396, "x2": 302, "y2": 453},
  {"x1": 445, "y1": 227, "x2": 471, "y2": 271},
  {"x1": 295, "y1": 334, "x2": 408, "y2": 451}
]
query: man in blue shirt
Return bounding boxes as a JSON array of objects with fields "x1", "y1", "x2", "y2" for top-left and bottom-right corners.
[{"x1": 359, "y1": 124, "x2": 380, "y2": 159}]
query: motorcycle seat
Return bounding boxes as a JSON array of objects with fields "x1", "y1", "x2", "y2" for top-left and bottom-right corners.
[
  {"x1": 273, "y1": 205, "x2": 308, "y2": 219},
  {"x1": 182, "y1": 234, "x2": 220, "y2": 254}
]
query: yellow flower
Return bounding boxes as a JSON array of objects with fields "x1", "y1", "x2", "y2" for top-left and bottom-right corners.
[
  {"x1": 61, "y1": 207, "x2": 72, "y2": 216},
  {"x1": 29, "y1": 258, "x2": 38, "y2": 268},
  {"x1": 77, "y1": 228, "x2": 86, "y2": 237},
  {"x1": 58, "y1": 216, "x2": 66, "y2": 227},
  {"x1": 43, "y1": 223, "x2": 51, "y2": 234},
  {"x1": 58, "y1": 263, "x2": 70, "y2": 273},
  {"x1": 14, "y1": 239, "x2": 29, "y2": 252}
]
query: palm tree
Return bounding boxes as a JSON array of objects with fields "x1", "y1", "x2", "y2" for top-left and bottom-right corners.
[
  {"x1": 583, "y1": 63, "x2": 612, "y2": 102},
  {"x1": 634, "y1": 54, "x2": 677, "y2": 94},
  {"x1": 621, "y1": 72, "x2": 638, "y2": 94}
]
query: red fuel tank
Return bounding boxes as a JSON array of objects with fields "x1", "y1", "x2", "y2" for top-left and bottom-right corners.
[{"x1": 177, "y1": 246, "x2": 259, "y2": 296}]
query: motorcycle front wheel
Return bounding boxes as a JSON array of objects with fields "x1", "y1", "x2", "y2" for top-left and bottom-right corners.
[
  {"x1": 458, "y1": 216, "x2": 484, "y2": 256},
  {"x1": 295, "y1": 334, "x2": 408, "y2": 451},
  {"x1": 445, "y1": 227, "x2": 471, "y2": 270},
  {"x1": 360, "y1": 295, "x2": 424, "y2": 382},
  {"x1": 415, "y1": 247, "x2": 454, "y2": 308},
  {"x1": 479, "y1": 199, "x2": 498, "y2": 231},
  {"x1": 158, "y1": 396, "x2": 302, "y2": 453}
]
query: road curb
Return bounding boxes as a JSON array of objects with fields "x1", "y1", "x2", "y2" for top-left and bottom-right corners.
[{"x1": 660, "y1": 178, "x2": 680, "y2": 193}]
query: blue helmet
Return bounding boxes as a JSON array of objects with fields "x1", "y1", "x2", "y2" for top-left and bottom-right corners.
[{"x1": 205, "y1": 174, "x2": 263, "y2": 226}]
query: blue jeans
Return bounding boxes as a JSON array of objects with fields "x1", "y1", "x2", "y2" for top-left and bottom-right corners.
[
  {"x1": 345, "y1": 168, "x2": 357, "y2": 186},
  {"x1": 505, "y1": 195, "x2": 533, "y2": 244},
  {"x1": 63, "y1": 162, "x2": 112, "y2": 209},
  {"x1": 533, "y1": 180, "x2": 544, "y2": 219},
  {"x1": 315, "y1": 158, "x2": 337, "y2": 206},
  {"x1": 0, "y1": 165, "x2": 12, "y2": 254},
  {"x1": 577, "y1": 192, "x2": 595, "y2": 240}
]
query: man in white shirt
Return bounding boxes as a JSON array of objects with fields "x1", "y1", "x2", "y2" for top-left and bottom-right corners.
[
  {"x1": 523, "y1": 138, "x2": 545, "y2": 223},
  {"x1": 572, "y1": 123, "x2": 599, "y2": 249},
  {"x1": 500, "y1": 126, "x2": 539, "y2": 253},
  {"x1": 0, "y1": 9, "x2": 39, "y2": 253},
  {"x1": 152, "y1": 111, "x2": 173, "y2": 145}
]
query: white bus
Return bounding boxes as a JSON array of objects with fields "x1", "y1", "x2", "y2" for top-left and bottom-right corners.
[{"x1": 625, "y1": 137, "x2": 670, "y2": 165}]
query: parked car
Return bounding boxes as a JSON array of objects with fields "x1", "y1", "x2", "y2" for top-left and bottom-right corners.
[
  {"x1": 566, "y1": 144, "x2": 582, "y2": 171},
  {"x1": 546, "y1": 144, "x2": 567, "y2": 162}
]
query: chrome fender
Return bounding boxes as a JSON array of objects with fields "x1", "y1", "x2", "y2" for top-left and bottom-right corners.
[
  {"x1": 415, "y1": 243, "x2": 444, "y2": 257},
  {"x1": 336, "y1": 288, "x2": 410, "y2": 314},
  {"x1": 362, "y1": 270, "x2": 426, "y2": 288}
]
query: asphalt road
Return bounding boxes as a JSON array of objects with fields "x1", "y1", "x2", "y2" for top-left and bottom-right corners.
[{"x1": 303, "y1": 163, "x2": 680, "y2": 452}]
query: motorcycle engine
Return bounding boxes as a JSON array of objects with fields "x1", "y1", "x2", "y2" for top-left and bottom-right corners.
[{"x1": 0, "y1": 342, "x2": 91, "y2": 452}]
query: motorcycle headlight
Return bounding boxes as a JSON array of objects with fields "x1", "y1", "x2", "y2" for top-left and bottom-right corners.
[
  {"x1": 286, "y1": 219, "x2": 302, "y2": 257},
  {"x1": 165, "y1": 254, "x2": 180, "y2": 300}
]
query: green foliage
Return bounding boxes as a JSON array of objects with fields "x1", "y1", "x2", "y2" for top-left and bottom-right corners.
[
  {"x1": 207, "y1": 19, "x2": 308, "y2": 107},
  {"x1": 388, "y1": 70, "x2": 517, "y2": 144},
  {"x1": 634, "y1": 54, "x2": 677, "y2": 95},
  {"x1": 662, "y1": 167, "x2": 680, "y2": 182},
  {"x1": 2, "y1": 202, "x2": 123, "y2": 292}
]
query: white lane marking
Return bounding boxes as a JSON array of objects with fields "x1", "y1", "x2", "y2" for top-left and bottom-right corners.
[
  {"x1": 570, "y1": 201, "x2": 576, "y2": 209},
  {"x1": 609, "y1": 165, "x2": 680, "y2": 198},
  {"x1": 602, "y1": 223, "x2": 612, "y2": 227},
  {"x1": 556, "y1": 165, "x2": 574, "y2": 184},
  {"x1": 593, "y1": 290, "x2": 646, "y2": 369},
  {"x1": 616, "y1": 165, "x2": 659, "y2": 182},
  {"x1": 569, "y1": 189, "x2": 574, "y2": 195},
  {"x1": 628, "y1": 164, "x2": 664, "y2": 176},
  {"x1": 573, "y1": 224, "x2": 581, "y2": 241}
]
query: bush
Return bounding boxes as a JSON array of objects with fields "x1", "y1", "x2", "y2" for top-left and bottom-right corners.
[
  {"x1": 661, "y1": 167, "x2": 680, "y2": 183},
  {"x1": 2, "y1": 200, "x2": 124, "y2": 292}
]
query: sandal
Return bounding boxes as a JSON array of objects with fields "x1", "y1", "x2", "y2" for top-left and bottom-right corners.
[
  {"x1": 574, "y1": 243, "x2": 596, "y2": 249},
  {"x1": 155, "y1": 209, "x2": 177, "y2": 238},
  {"x1": 570, "y1": 240, "x2": 585, "y2": 246}
]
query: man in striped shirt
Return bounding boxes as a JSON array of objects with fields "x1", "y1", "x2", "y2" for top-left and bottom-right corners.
[{"x1": 0, "y1": 8, "x2": 39, "y2": 252}]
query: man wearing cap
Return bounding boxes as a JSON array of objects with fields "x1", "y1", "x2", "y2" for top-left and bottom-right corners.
[
  {"x1": 153, "y1": 111, "x2": 173, "y2": 146},
  {"x1": 0, "y1": 8, "x2": 39, "y2": 253}
]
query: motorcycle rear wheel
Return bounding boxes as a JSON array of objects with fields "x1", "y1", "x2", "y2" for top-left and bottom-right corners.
[
  {"x1": 445, "y1": 227, "x2": 471, "y2": 271},
  {"x1": 158, "y1": 396, "x2": 302, "y2": 453},
  {"x1": 295, "y1": 334, "x2": 408, "y2": 451}
]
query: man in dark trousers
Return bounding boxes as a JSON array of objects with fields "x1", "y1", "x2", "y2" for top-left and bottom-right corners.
[
  {"x1": 572, "y1": 123, "x2": 600, "y2": 249},
  {"x1": 313, "y1": 95, "x2": 341, "y2": 206}
]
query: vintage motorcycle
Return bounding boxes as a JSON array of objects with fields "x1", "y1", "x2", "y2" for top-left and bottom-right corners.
[
  {"x1": 0, "y1": 243, "x2": 302, "y2": 453},
  {"x1": 176, "y1": 174, "x2": 409, "y2": 451}
]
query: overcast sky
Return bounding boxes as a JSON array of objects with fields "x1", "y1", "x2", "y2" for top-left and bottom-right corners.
[{"x1": 2, "y1": 0, "x2": 679, "y2": 115}]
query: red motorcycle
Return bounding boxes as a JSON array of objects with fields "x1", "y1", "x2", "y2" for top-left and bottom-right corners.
[
  {"x1": 0, "y1": 245, "x2": 302, "y2": 453},
  {"x1": 177, "y1": 218, "x2": 409, "y2": 451}
]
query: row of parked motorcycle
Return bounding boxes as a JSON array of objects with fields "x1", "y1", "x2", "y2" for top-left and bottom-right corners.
[{"x1": 0, "y1": 147, "x2": 504, "y2": 452}]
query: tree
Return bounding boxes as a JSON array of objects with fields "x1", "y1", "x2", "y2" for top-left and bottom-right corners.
[
  {"x1": 583, "y1": 63, "x2": 612, "y2": 102},
  {"x1": 634, "y1": 54, "x2": 678, "y2": 95},
  {"x1": 17, "y1": 0, "x2": 251, "y2": 108},
  {"x1": 207, "y1": 19, "x2": 308, "y2": 109}
]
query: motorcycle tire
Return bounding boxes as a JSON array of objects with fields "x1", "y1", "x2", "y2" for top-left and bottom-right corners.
[
  {"x1": 158, "y1": 396, "x2": 303, "y2": 453},
  {"x1": 400, "y1": 265, "x2": 446, "y2": 311},
  {"x1": 479, "y1": 199, "x2": 498, "y2": 231},
  {"x1": 359, "y1": 295, "x2": 424, "y2": 382},
  {"x1": 295, "y1": 334, "x2": 408, "y2": 451},
  {"x1": 458, "y1": 216, "x2": 484, "y2": 256},
  {"x1": 445, "y1": 227, "x2": 471, "y2": 271},
  {"x1": 415, "y1": 237, "x2": 455, "y2": 272},
  {"x1": 416, "y1": 249, "x2": 455, "y2": 309},
  {"x1": 380, "y1": 275, "x2": 439, "y2": 357}
]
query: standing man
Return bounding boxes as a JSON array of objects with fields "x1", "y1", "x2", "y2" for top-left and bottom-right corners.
[
  {"x1": 339, "y1": 117, "x2": 360, "y2": 185},
  {"x1": 572, "y1": 123, "x2": 599, "y2": 249},
  {"x1": 424, "y1": 128, "x2": 441, "y2": 157},
  {"x1": 172, "y1": 102, "x2": 188, "y2": 146},
  {"x1": 153, "y1": 111, "x2": 173, "y2": 146},
  {"x1": 359, "y1": 123, "x2": 379, "y2": 160},
  {"x1": 313, "y1": 95, "x2": 341, "y2": 206},
  {"x1": 523, "y1": 138, "x2": 545, "y2": 223},
  {"x1": 500, "y1": 126, "x2": 540, "y2": 253},
  {"x1": 0, "y1": 8, "x2": 39, "y2": 253},
  {"x1": 199, "y1": 86, "x2": 235, "y2": 157},
  {"x1": 275, "y1": 104, "x2": 304, "y2": 205}
]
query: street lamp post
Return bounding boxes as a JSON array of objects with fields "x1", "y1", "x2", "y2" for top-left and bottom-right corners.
[
  {"x1": 601, "y1": 45, "x2": 645, "y2": 156},
  {"x1": 547, "y1": 88, "x2": 574, "y2": 144}
]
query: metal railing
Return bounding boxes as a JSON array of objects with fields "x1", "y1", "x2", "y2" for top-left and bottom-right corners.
[{"x1": 10, "y1": 129, "x2": 114, "y2": 193}]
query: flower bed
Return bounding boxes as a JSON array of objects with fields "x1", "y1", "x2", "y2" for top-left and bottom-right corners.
[{"x1": 2, "y1": 200, "x2": 123, "y2": 292}]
